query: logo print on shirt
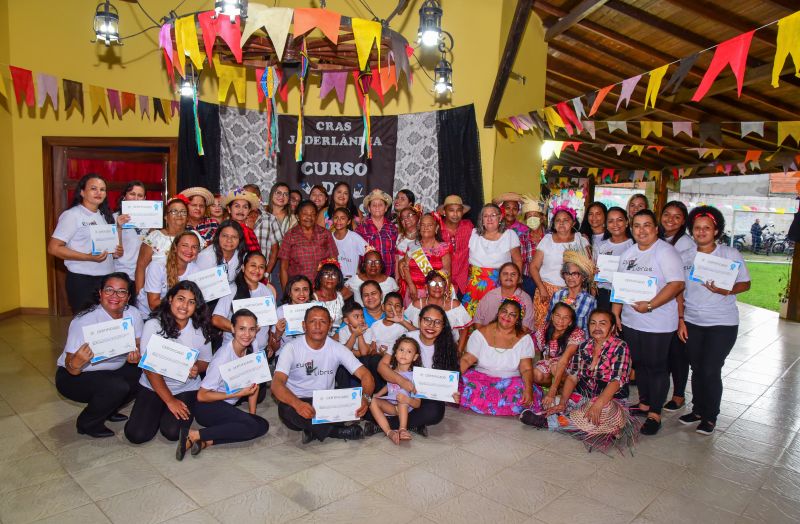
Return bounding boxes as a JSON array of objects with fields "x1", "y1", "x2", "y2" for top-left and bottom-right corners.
[
  {"x1": 304, "y1": 360, "x2": 317, "y2": 376},
  {"x1": 626, "y1": 258, "x2": 638, "y2": 271}
]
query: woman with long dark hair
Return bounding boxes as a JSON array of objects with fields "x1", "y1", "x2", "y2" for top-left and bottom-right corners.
[
  {"x1": 268, "y1": 274, "x2": 313, "y2": 356},
  {"x1": 593, "y1": 207, "x2": 633, "y2": 309},
  {"x1": 124, "y1": 281, "x2": 213, "y2": 444},
  {"x1": 536, "y1": 302, "x2": 586, "y2": 409},
  {"x1": 579, "y1": 201, "x2": 608, "y2": 247},
  {"x1": 196, "y1": 220, "x2": 246, "y2": 284},
  {"x1": 48, "y1": 173, "x2": 121, "y2": 312},
  {"x1": 319, "y1": 181, "x2": 361, "y2": 229},
  {"x1": 114, "y1": 180, "x2": 147, "y2": 280}
]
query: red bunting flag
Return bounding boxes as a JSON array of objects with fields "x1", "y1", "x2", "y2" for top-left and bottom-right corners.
[
  {"x1": 556, "y1": 101, "x2": 583, "y2": 135},
  {"x1": 647, "y1": 145, "x2": 664, "y2": 154},
  {"x1": 198, "y1": 11, "x2": 243, "y2": 66},
  {"x1": 692, "y1": 31, "x2": 754, "y2": 102},
  {"x1": 9, "y1": 66, "x2": 34, "y2": 107},
  {"x1": 121, "y1": 92, "x2": 136, "y2": 114}
]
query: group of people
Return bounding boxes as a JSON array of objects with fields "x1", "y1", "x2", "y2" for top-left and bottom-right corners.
[{"x1": 50, "y1": 174, "x2": 750, "y2": 457}]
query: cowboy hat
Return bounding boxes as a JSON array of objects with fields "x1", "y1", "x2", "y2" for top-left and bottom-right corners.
[
  {"x1": 180, "y1": 187, "x2": 214, "y2": 206},
  {"x1": 492, "y1": 192, "x2": 523, "y2": 206},
  {"x1": 222, "y1": 188, "x2": 261, "y2": 209},
  {"x1": 436, "y1": 195, "x2": 471, "y2": 214},
  {"x1": 363, "y1": 189, "x2": 392, "y2": 208}
]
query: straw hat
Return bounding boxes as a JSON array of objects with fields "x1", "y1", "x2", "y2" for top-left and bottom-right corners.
[
  {"x1": 222, "y1": 188, "x2": 261, "y2": 209},
  {"x1": 520, "y1": 194, "x2": 546, "y2": 215},
  {"x1": 436, "y1": 195, "x2": 471, "y2": 214},
  {"x1": 492, "y1": 192, "x2": 523, "y2": 206},
  {"x1": 569, "y1": 400, "x2": 628, "y2": 436},
  {"x1": 363, "y1": 189, "x2": 392, "y2": 209},
  {"x1": 179, "y1": 187, "x2": 214, "y2": 206},
  {"x1": 563, "y1": 250, "x2": 595, "y2": 282}
]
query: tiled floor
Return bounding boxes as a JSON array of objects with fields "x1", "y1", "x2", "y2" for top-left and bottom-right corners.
[{"x1": 1, "y1": 304, "x2": 799, "y2": 523}]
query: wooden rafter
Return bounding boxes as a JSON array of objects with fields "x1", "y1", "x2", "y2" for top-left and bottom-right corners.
[
  {"x1": 545, "y1": 0, "x2": 609, "y2": 41},
  {"x1": 661, "y1": 0, "x2": 777, "y2": 46}
]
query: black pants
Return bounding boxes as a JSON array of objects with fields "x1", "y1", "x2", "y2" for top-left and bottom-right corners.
[
  {"x1": 686, "y1": 322, "x2": 738, "y2": 423},
  {"x1": 278, "y1": 398, "x2": 339, "y2": 441},
  {"x1": 596, "y1": 288, "x2": 612, "y2": 310},
  {"x1": 668, "y1": 333, "x2": 690, "y2": 398},
  {"x1": 194, "y1": 400, "x2": 269, "y2": 445},
  {"x1": 55, "y1": 364, "x2": 141, "y2": 433},
  {"x1": 336, "y1": 354, "x2": 386, "y2": 392},
  {"x1": 623, "y1": 326, "x2": 673, "y2": 415},
  {"x1": 65, "y1": 272, "x2": 105, "y2": 313},
  {"x1": 124, "y1": 388, "x2": 197, "y2": 443},
  {"x1": 521, "y1": 275, "x2": 536, "y2": 300}
]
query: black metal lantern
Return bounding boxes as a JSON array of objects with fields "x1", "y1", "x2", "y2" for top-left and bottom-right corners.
[
  {"x1": 215, "y1": 0, "x2": 248, "y2": 20},
  {"x1": 433, "y1": 56, "x2": 453, "y2": 97},
  {"x1": 418, "y1": 0, "x2": 442, "y2": 47},
  {"x1": 94, "y1": 1, "x2": 120, "y2": 46}
]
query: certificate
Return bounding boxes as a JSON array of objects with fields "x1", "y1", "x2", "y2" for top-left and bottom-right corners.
[
  {"x1": 139, "y1": 334, "x2": 199, "y2": 383},
  {"x1": 412, "y1": 368, "x2": 460, "y2": 402},
  {"x1": 610, "y1": 272, "x2": 658, "y2": 305},
  {"x1": 689, "y1": 252, "x2": 741, "y2": 291},
  {"x1": 312, "y1": 387, "x2": 362, "y2": 424},
  {"x1": 283, "y1": 302, "x2": 324, "y2": 335},
  {"x1": 219, "y1": 350, "x2": 272, "y2": 393},
  {"x1": 82, "y1": 316, "x2": 137, "y2": 363},
  {"x1": 89, "y1": 225, "x2": 118, "y2": 255},
  {"x1": 121, "y1": 200, "x2": 164, "y2": 229},
  {"x1": 595, "y1": 254, "x2": 620, "y2": 283},
  {"x1": 232, "y1": 296, "x2": 278, "y2": 327},
  {"x1": 186, "y1": 265, "x2": 231, "y2": 302}
]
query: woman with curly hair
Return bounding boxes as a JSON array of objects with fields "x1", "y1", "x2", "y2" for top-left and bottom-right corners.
[{"x1": 137, "y1": 231, "x2": 202, "y2": 314}]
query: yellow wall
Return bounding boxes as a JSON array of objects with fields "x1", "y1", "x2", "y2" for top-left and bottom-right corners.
[{"x1": 1, "y1": 0, "x2": 545, "y2": 312}]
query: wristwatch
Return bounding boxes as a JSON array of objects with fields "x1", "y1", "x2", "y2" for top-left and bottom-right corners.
[
  {"x1": 362, "y1": 393, "x2": 373, "y2": 403},
  {"x1": 646, "y1": 302, "x2": 653, "y2": 313}
]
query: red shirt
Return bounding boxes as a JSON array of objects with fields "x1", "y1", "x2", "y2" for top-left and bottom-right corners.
[
  {"x1": 440, "y1": 219, "x2": 474, "y2": 294},
  {"x1": 278, "y1": 224, "x2": 339, "y2": 282}
]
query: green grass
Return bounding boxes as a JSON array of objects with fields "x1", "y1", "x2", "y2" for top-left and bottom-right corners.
[{"x1": 738, "y1": 262, "x2": 790, "y2": 312}]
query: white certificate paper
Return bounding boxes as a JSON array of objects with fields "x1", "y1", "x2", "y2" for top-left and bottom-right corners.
[
  {"x1": 312, "y1": 387, "x2": 362, "y2": 424},
  {"x1": 139, "y1": 335, "x2": 199, "y2": 383},
  {"x1": 596, "y1": 254, "x2": 620, "y2": 283},
  {"x1": 121, "y1": 200, "x2": 164, "y2": 229},
  {"x1": 186, "y1": 265, "x2": 232, "y2": 302},
  {"x1": 219, "y1": 350, "x2": 272, "y2": 393},
  {"x1": 82, "y1": 316, "x2": 137, "y2": 363},
  {"x1": 610, "y1": 272, "x2": 658, "y2": 305},
  {"x1": 89, "y1": 225, "x2": 118, "y2": 255},
  {"x1": 412, "y1": 368, "x2": 460, "y2": 402},
  {"x1": 689, "y1": 252, "x2": 741, "y2": 291},
  {"x1": 283, "y1": 302, "x2": 324, "y2": 335},
  {"x1": 232, "y1": 296, "x2": 278, "y2": 327}
]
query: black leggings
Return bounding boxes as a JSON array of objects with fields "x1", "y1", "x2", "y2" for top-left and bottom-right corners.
[
  {"x1": 194, "y1": 400, "x2": 269, "y2": 445},
  {"x1": 55, "y1": 364, "x2": 141, "y2": 432},
  {"x1": 124, "y1": 388, "x2": 197, "y2": 443},
  {"x1": 668, "y1": 333, "x2": 690, "y2": 398},
  {"x1": 65, "y1": 272, "x2": 105, "y2": 313},
  {"x1": 623, "y1": 326, "x2": 673, "y2": 416},
  {"x1": 278, "y1": 398, "x2": 338, "y2": 441},
  {"x1": 686, "y1": 322, "x2": 738, "y2": 423},
  {"x1": 596, "y1": 288, "x2": 612, "y2": 310}
]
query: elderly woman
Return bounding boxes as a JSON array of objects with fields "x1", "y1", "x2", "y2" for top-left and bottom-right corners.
[
  {"x1": 394, "y1": 205, "x2": 421, "y2": 295},
  {"x1": 356, "y1": 189, "x2": 399, "y2": 277},
  {"x1": 459, "y1": 298, "x2": 542, "y2": 416},
  {"x1": 180, "y1": 187, "x2": 219, "y2": 245},
  {"x1": 222, "y1": 188, "x2": 262, "y2": 253},
  {"x1": 529, "y1": 205, "x2": 590, "y2": 327},
  {"x1": 134, "y1": 196, "x2": 190, "y2": 293},
  {"x1": 278, "y1": 200, "x2": 339, "y2": 288},
  {"x1": 404, "y1": 270, "x2": 472, "y2": 354},
  {"x1": 402, "y1": 213, "x2": 452, "y2": 302},
  {"x1": 345, "y1": 248, "x2": 399, "y2": 306},
  {"x1": 594, "y1": 207, "x2": 633, "y2": 309},
  {"x1": 520, "y1": 195, "x2": 547, "y2": 298},
  {"x1": 547, "y1": 250, "x2": 597, "y2": 332},
  {"x1": 473, "y1": 262, "x2": 534, "y2": 331},
  {"x1": 462, "y1": 203, "x2": 522, "y2": 316}
]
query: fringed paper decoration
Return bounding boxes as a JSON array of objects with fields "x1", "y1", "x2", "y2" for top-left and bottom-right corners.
[
  {"x1": 175, "y1": 15, "x2": 205, "y2": 76},
  {"x1": 295, "y1": 39, "x2": 310, "y2": 162},
  {"x1": 293, "y1": 8, "x2": 341, "y2": 44},
  {"x1": 36, "y1": 73, "x2": 58, "y2": 110},
  {"x1": 354, "y1": 70, "x2": 373, "y2": 159},
  {"x1": 772, "y1": 12, "x2": 800, "y2": 88},
  {"x1": 9, "y1": 66, "x2": 34, "y2": 107},
  {"x1": 193, "y1": 87, "x2": 204, "y2": 156},
  {"x1": 692, "y1": 31, "x2": 754, "y2": 102},
  {"x1": 198, "y1": 11, "x2": 242, "y2": 65},
  {"x1": 63, "y1": 80, "x2": 83, "y2": 113},
  {"x1": 260, "y1": 66, "x2": 280, "y2": 157},
  {"x1": 352, "y1": 18, "x2": 381, "y2": 71},
  {"x1": 242, "y1": 5, "x2": 293, "y2": 60}
]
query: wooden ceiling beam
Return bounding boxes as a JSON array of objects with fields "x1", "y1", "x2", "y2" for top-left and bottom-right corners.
[
  {"x1": 761, "y1": 0, "x2": 800, "y2": 11},
  {"x1": 661, "y1": 0, "x2": 776, "y2": 46},
  {"x1": 545, "y1": 0, "x2": 610, "y2": 41}
]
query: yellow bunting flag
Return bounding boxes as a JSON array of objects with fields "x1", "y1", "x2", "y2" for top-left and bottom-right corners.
[
  {"x1": 777, "y1": 121, "x2": 800, "y2": 146},
  {"x1": 175, "y1": 16, "x2": 204, "y2": 76},
  {"x1": 214, "y1": 57, "x2": 246, "y2": 103},
  {"x1": 352, "y1": 18, "x2": 381, "y2": 71},
  {"x1": 644, "y1": 65, "x2": 669, "y2": 109},
  {"x1": 772, "y1": 11, "x2": 800, "y2": 88},
  {"x1": 587, "y1": 167, "x2": 599, "y2": 178},
  {"x1": 552, "y1": 166, "x2": 563, "y2": 173},
  {"x1": 683, "y1": 168, "x2": 694, "y2": 178},
  {"x1": 543, "y1": 107, "x2": 565, "y2": 137},
  {"x1": 703, "y1": 148, "x2": 723, "y2": 159},
  {"x1": 641, "y1": 121, "x2": 663, "y2": 139},
  {"x1": 242, "y1": 5, "x2": 294, "y2": 60},
  {"x1": 89, "y1": 85, "x2": 108, "y2": 118},
  {"x1": 629, "y1": 145, "x2": 645, "y2": 156}
]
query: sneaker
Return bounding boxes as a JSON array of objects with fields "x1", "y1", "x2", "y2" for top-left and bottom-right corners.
[
  {"x1": 678, "y1": 412, "x2": 702, "y2": 425},
  {"x1": 330, "y1": 425, "x2": 364, "y2": 441},
  {"x1": 640, "y1": 418, "x2": 662, "y2": 436},
  {"x1": 362, "y1": 420, "x2": 381, "y2": 437},
  {"x1": 695, "y1": 420, "x2": 716, "y2": 436},
  {"x1": 519, "y1": 409, "x2": 547, "y2": 428},
  {"x1": 662, "y1": 399, "x2": 685, "y2": 412},
  {"x1": 410, "y1": 425, "x2": 428, "y2": 438},
  {"x1": 301, "y1": 429, "x2": 315, "y2": 444}
]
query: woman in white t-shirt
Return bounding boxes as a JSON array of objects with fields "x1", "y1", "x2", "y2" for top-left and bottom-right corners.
[
  {"x1": 459, "y1": 298, "x2": 541, "y2": 416},
  {"x1": 177, "y1": 310, "x2": 269, "y2": 460},
  {"x1": 48, "y1": 174, "x2": 122, "y2": 312},
  {"x1": 462, "y1": 203, "x2": 522, "y2": 316},
  {"x1": 55, "y1": 272, "x2": 143, "y2": 438},
  {"x1": 195, "y1": 219, "x2": 246, "y2": 284},
  {"x1": 113, "y1": 181, "x2": 148, "y2": 280},
  {"x1": 269, "y1": 275, "x2": 313, "y2": 357},
  {"x1": 612, "y1": 210, "x2": 685, "y2": 436},
  {"x1": 529, "y1": 205, "x2": 590, "y2": 326},
  {"x1": 678, "y1": 206, "x2": 750, "y2": 436},
  {"x1": 124, "y1": 281, "x2": 213, "y2": 444},
  {"x1": 138, "y1": 231, "x2": 202, "y2": 314},
  {"x1": 593, "y1": 206, "x2": 634, "y2": 309},
  {"x1": 331, "y1": 207, "x2": 369, "y2": 281},
  {"x1": 134, "y1": 196, "x2": 191, "y2": 294},
  {"x1": 404, "y1": 270, "x2": 472, "y2": 354},
  {"x1": 313, "y1": 260, "x2": 346, "y2": 335}
]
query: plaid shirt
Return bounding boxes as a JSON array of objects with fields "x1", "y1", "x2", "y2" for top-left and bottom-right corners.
[
  {"x1": 278, "y1": 224, "x2": 338, "y2": 282},
  {"x1": 508, "y1": 220, "x2": 532, "y2": 275},
  {"x1": 568, "y1": 336, "x2": 630, "y2": 394},
  {"x1": 355, "y1": 218, "x2": 399, "y2": 276},
  {"x1": 186, "y1": 218, "x2": 219, "y2": 246},
  {"x1": 253, "y1": 212, "x2": 282, "y2": 257},
  {"x1": 547, "y1": 288, "x2": 596, "y2": 332},
  {"x1": 441, "y1": 219, "x2": 474, "y2": 293}
]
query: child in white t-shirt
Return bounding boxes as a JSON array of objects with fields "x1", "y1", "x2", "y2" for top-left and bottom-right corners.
[
  {"x1": 338, "y1": 302, "x2": 376, "y2": 356},
  {"x1": 371, "y1": 292, "x2": 415, "y2": 355}
]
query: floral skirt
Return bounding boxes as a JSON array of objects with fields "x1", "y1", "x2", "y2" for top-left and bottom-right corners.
[
  {"x1": 462, "y1": 266, "x2": 500, "y2": 317},
  {"x1": 459, "y1": 369, "x2": 543, "y2": 416},
  {"x1": 533, "y1": 281, "x2": 561, "y2": 327}
]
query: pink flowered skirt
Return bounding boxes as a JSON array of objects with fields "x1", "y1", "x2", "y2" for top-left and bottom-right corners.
[{"x1": 459, "y1": 369, "x2": 543, "y2": 416}]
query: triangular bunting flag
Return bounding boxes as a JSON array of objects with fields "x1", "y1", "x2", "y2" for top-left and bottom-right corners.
[
  {"x1": 744, "y1": 150, "x2": 762, "y2": 166},
  {"x1": 159, "y1": 23, "x2": 175, "y2": 85},
  {"x1": 644, "y1": 65, "x2": 668, "y2": 109},
  {"x1": 633, "y1": 170, "x2": 645, "y2": 181},
  {"x1": 242, "y1": 5, "x2": 294, "y2": 60},
  {"x1": 352, "y1": 18, "x2": 382, "y2": 71},
  {"x1": 153, "y1": 97, "x2": 166, "y2": 122},
  {"x1": 706, "y1": 148, "x2": 723, "y2": 159},
  {"x1": 587, "y1": 167, "x2": 599, "y2": 178},
  {"x1": 647, "y1": 145, "x2": 664, "y2": 154},
  {"x1": 737, "y1": 162, "x2": 748, "y2": 174},
  {"x1": 175, "y1": 15, "x2": 205, "y2": 75},
  {"x1": 629, "y1": 145, "x2": 644, "y2": 156},
  {"x1": 616, "y1": 74, "x2": 642, "y2": 111},
  {"x1": 556, "y1": 101, "x2": 582, "y2": 134},
  {"x1": 543, "y1": 107, "x2": 565, "y2": 137},
  {"x1": 583, "y1": 121, "x2": 596, "y2": 140},
  {"x1": 588, "y1": 85, "x2": 613, "y2": 117},
  {"x1": 390, "y1": 33, "x2": 411, "y2": 85},
  {"x1": 692, "y1": 31, "x2": 754, "y2": 102},
  {"x1": 160, "y1": 98, "x2": 172, "y2": 123},
  {"x1": 571, "y1": 97, "x2": 586, "y2": 121},
  {"x1": 772, "y1": 12, "x2": 800, "y2": 88},
  {"x1": 121, "y1": 92, "x2": 136, "y2": 114},
  {"x1": 320, "y1": 71, "x2": 349, "y2": 103},
  {"x1": 63, "y1": 79, "x2": 83, "y2": 112},
  {"x1": 35, "y1": 73, "x2": 58, "y2": 110},
  {"x1": 107, "y1": 88, "x2": 122, "y2": 118},
  {"x1": 604, "y1": 144, "x2": 624, "y2": 156},
  {"x1": 0, "y1": 69, "x2": 6, "y2": 100},
  {"x1": 9, "y1": 66, "x2": 34, "y2": 107},
  {"x1": 198, "y1": 11, "x2": 243, "y2": 66},
  {"x1": 552, "y1": 166, "x2": 564, "y2": 173},
  {"x1": 777, "y1": 121, "x2": 800, "y2": 146},
  {"x1": 139, "y1": 95, "x2": 150, "y2": 119},
  {"x1": 214, "y1": 57, "x2": 246, "y2": 103},
  {"x1": 88, "y1": 85, "x2": 108, "y2": 119},
  {"x1": 293, "y1": 8, "x2": 341, "y2": 44},
  {"x1": 740, "y1": 121, "x2": 764, "y2": 138},
  {"x1": 641, "y1": 121, "x2": 663, "y2": 139},
  {"x1": 672, "y1": 121, "x2": 693, "y2": 138},
  {"x1": 607, "y1": 121, "x2": 628, "y2": 134},
  {"x1": 690, "y1": 148, "x2": 708, "y2": 158},
  {"x1": 662, "y1": 53, "x2": 698, "y2": 94},
  {"x1": 699, "y1": 122, "x2": 722, "y2": 145}
]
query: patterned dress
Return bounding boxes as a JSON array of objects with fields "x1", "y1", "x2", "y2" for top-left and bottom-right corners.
[{"x1": 532, "y1": 325, "x2": 587, "y2": 376}]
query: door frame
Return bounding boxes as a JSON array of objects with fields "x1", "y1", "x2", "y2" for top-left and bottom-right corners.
[{"x1": 42, "y1": 136, "x2": 179, "y2": 315}]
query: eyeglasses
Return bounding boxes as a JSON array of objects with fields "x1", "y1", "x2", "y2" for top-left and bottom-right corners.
[
  {"x1": 428, "y1": 281, "x2": 446, "y2": 288},
  {"x1": 168, "y1": 210, "x2": 188, "y2": 217},
  {"x1": 561, "y1": 271, "x2": 582, "y2": 278},
  {"x1": 320, "y1": 271, "x2": 338, "y2": 279},
  {"x1": 274, "y1": 191, "x2": 289, "y2": 197},
  {"x1": 365, "y1": 260, "x2": 382, "y2": 266},
  {"x1": 421, "y1": 316, "x2": 444, "y2": 327},
  {"x1": 102, "y1": 287, "x2": 130, "y2": 297},
  {"x1": 482, "y1": 213, "x2": 500, "y2": 219}
]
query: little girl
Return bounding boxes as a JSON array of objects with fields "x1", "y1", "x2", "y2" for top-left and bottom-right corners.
[
  {"x1": 331, "y1": 207, "x2": 368, "y2": 286},
  {"x1": 369, "y1": 336, "x2": 422, "y2": 444}
]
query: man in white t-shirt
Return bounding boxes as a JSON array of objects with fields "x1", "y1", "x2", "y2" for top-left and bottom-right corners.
[{"x1": 273, "y1": 306, "x2": 375, "y2": 443}]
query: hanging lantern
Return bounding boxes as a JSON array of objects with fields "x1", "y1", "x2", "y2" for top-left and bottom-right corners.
[
  {"x1": 94, "y1": 1, "x2": 120, "y2": 46},
  {"x1": 215, "y1": 0, "x2": 248, "y2": 20},
  {"x1": 417, "y1": 0, "x2": 442, "y2": 48},
  {"x1": 433, "y1": 57, "x2": 453, "y2": 97},
  {"x1": 179, "y1": 64, "x2": 198, "y2": 98}
]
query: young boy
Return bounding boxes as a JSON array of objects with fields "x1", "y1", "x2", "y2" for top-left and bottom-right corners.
[
  {"x1": 370, "y1": 292, "x2": 415, "y2": 354},
  {"x1": 338, "y1": 302, "x2": 376, "y2": 357}
]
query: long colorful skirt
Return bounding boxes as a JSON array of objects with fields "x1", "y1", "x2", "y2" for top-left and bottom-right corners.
[
  {"x1": 462, "y1": 266, "x2": 500, "y2": 317},
  {"x1": 459, "y1": 369, "x2": 543, "y2": 416},
  {"x1": 533, "y1": 281, "x2": 561, "y2": 327}
]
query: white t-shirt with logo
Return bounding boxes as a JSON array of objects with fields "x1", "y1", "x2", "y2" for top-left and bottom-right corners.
[
  {"x1": 56, "y1": 305, "x2": 144, "y2": 372},
  {"x1": 137, "y1": 260, "x2": 201, "y2": 315},
  {"x1": 684, "y1": 245, "x2": 750, "y2": 327},
  {"x1": 52, "y1": 205, "x2": 115, "y2": 275},
  {"x1": 537, "y1": 233, "x2": 591, "y2": 286},
  {"x1": 113, "y1": 211, "x2": 147, "y2": 279},
  {"x1": 275, "y1": 336, "x2": 363, "y2": 398},
  {"x1": 594, "y1": 237, "x2": 634, "y2": 290},
  {"x1": 213, "y1": 282, "x2": 273, "y2": 351},
  {"x1": 467, "y1": 330, "x2": 534, "y2": 378},
  {"x1": 665, "y1": 234, "x2": 697, "y2": 274},
  {"x1": 468, "y1": 230, "x2": 520, "y2": 268},
  {"x1": 196, "y1": 246, "x2": 241, "y2": 284},
  {"x1": 139, "y1": 318, "x2": 213, "y2": 395},
  {"x1": 616, "y1": 239, "x2": 684, "y2": 333},
  {"x1": 333, "y1": 230, "x2": 369, "y2": 279},
  {"x1": 200, "y1": 341, "x2": 254, "y2": 404}
]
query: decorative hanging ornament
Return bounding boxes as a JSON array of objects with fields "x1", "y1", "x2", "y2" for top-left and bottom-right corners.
[
  {"x1": 295, "y1": 38, "x2": 310, "y2": 162},
  {"x1": 94, "y1": 1, "x2": 120, "y2": 46},
  {"x1": 261, "y1": 66, "x2": 281, "y2": 158}
]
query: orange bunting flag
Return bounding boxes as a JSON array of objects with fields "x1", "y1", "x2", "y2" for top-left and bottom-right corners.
[
  {"x1": 293, "y1": 8, "x2": 341, "y2": 44},
  {"x1": 777, "y1": 121, "x2": 800, "y2": 146},
  {"x1": 175, "y1": 15, "x2": 205, "y2": 76},
  {"x1": 644, "y1": 65, "x2": 669, "y2": 109},
  {"x1": 121, "y1": 92, "x2": 136, "y2": 114},
  {"x1": 352, "y1": 18, "x2": 381, "y2": 71},
  {"x1": 692, "y1": 30, "x2": 754, "y2": 102},
  {"x1": 588, "y1": 85, "x2": 613, "y2": 117},
  {"x1": 744, "y1": 150, "x2": 762, "y2": 165},
  {"x1": 647, "y1": 145, "x2": 664, "y2": 154},
  {"x1": 772, "y1": 12, "x2": 800, "y2": 88}
]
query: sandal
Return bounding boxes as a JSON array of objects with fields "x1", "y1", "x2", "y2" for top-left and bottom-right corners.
[
  {"x1": 386, "y1": 429, "x2": 401, "y2": 445},
  {"x1": 190, "y1": 439, "x2": 208, "y2": 457},
  {"x1": 399, "y1": 428, "x2": 413, "y2": 441},
  {"x1": 176, "y1": 427, "x2": 191, "y2": 461}
]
